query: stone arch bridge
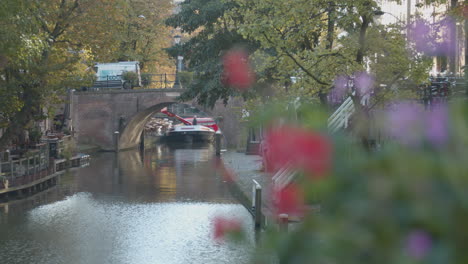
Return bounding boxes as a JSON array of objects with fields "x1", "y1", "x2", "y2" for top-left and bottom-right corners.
[{"x1": 71, "y1": 89, "x2": 245, "y2": 151}]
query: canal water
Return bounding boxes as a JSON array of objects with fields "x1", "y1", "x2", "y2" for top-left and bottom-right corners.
[{"x1": 0, "y1": 144, "x2": 255, "y2": 264}]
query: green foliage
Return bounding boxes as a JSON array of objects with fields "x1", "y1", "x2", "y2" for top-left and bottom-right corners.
[
  {"x1": 166, "y1": 0, "x2": 434, "y2": 109},
  {"x1": 113, "y1": 0, "x2": 174, "y2": 73},
  {"x1": 141, "y1": 73, "x2": 152, "y2": 87},
  {"x1": 28, "y1": 128, "x2": 42, "y2": 144},
  {"x1": 178, "y1": 71, "x2": 194, "y2": 87},
  {"x1": 233, "y1": 0, "x2": 432, "y2": 107},
  {"x1": 249, "y1": 100, "x2": 468, "y2": 264},
  {"x1": 122, "y1": 71, "x2": 139, "y2": 87},
  {"x1": 0, "y1": 0, "x2": 174, "y2": 150},
  {"x1": 166, "y1": 0, "x2": 257, "y2": 107}
]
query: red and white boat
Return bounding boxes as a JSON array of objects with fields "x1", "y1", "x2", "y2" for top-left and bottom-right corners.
[{"x1": 160, "y1": 107, "x2": 220, "y2": 143}]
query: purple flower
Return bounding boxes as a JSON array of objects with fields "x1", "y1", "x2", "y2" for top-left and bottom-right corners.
[
  {"x1": 354, "y1": 72, "x2": 374, "y2": 96},
  {"x1": 387, "y1": 102, "x2": 424, "y2": 146},
  {"x1": 405, "y1": 230, "x2": 432, "y2": 260},
  {"x1": 426, "y1": 104, "x2": 449, "y2": 146},
  {"x1": 436, "y1": 17, "x2": 456, "y2": 57},
  {"x1": 408, "y1": 19, "x2": 434, "y2": 54},
  {"x1": 329, "y1": 75, "x2": 349, "y2": 103},
  {"x1": 408, "y1": 17, "x2": 455, "y2": 57}
]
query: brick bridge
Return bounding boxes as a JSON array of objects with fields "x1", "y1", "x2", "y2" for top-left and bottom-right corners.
[{"x1": 71, "y1": 88, "x2": 246, "y2": 151}]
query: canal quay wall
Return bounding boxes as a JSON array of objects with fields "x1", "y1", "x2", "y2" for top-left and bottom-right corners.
[
  {"x1": 221, "y1": 151, "x2": 274, "y2": 225},
  {"x1": 0, "y1": 150, "x2": 90, "y2": 202}
]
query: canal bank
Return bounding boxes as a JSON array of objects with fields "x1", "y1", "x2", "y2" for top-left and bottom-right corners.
[
  {"x1": 220, "y1": 151, "x2": 274, "y2": 225},
  {"x1": 0, "y1": 147, "x2": 256, "y2": 264}
]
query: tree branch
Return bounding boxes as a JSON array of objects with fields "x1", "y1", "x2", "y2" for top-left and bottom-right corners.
[{"x1": 261, "y1": 31, "x2": 330, "y2": 86}]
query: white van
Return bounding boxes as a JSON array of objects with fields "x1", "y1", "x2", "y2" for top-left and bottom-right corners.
[{"x1": 93, "y1": 61, "x2": 142, "y2": 89}]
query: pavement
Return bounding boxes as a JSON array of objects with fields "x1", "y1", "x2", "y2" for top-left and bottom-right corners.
[
  {"x1": 220, "y1": 150, "x2": 320, "y2": 228},
  {"x1": 220, "y1": 150, "x2": 274, "y2": 217}
]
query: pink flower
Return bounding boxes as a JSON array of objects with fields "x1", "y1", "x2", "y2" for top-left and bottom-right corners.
[
  {"x1": 273, "y1": 183, "x2": 305, "y2": 217},
  {"x1": 221, "y1": 49, "x2": 255, "y2": 91},
  {"x1": 263, "y1": 126, "x2": 332, "y2": 178},
  {"x1": 213, "y1": 217, "x2": 242, "y2": 241}
]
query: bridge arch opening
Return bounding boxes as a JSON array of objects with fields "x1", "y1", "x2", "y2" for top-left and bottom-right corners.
[{"x1": 118, "y1": 102, "x2": 213, "y2": 150}]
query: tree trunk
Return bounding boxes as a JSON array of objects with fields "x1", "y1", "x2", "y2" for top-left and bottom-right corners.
[
  {"x1": 319, "y1": 90, "x2": 328, "y2": 107},
  {"x1": 356, "y1": 15, "x2": 370, "y2": 64},
  {"x1": 326, "y1": 2, "x2": 335, "y2": 50}
]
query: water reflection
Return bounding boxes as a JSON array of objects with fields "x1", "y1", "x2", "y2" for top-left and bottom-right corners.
[{"x1": 0, "y1": 145, "x2": 254, "y2": 264}]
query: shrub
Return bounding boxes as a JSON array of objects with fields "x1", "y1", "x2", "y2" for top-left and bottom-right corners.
[
  {"x1": 141, "y1": 73, "x2": 152, "y2": 87},
  {"x1": 121, "y1": 71, "x2": 139, "y2": 88}
]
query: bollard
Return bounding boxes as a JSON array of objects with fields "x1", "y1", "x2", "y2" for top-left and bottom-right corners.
[
  {"x1": 215, "y1": 131, "x2": 222, "y2": 156},
  {"x1": 139, "y1": 130, "x2": 145, "y2": 150},
  {"x1": 279, "y1": 214, "x2": 289, "y2": 232},
  {"x1": 253, "y1": 180, "x2": 262, "y2": 229},
  {"x1": 114, "y1": 131, "x2": 120, "y2": 152}
]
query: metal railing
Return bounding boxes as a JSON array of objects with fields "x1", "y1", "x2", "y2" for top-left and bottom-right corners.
[
  {"x1": 0, "y1": 152, "x2": 50, "y2": 189},
  {"x1": 328, "y1": 96, "x2": 355, "y2": 133},
  {"x1": 83, "y1": 73, "x2": 179, "y2": 91},
  {"x1": 141, "y1": 74, "x2": 178, "y2": 89}
]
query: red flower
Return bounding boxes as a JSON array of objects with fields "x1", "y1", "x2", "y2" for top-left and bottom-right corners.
[
  {"x1": 213, "y1": 217, "x2": 242, "y2": 241},
  {"x1": 274, "y1": 183, "x2": 305, "y2": 217},
  {"x1": 221, "y1": 49, "x2": 255, "y2": 91},
  {"x1": 263, "y1": 126, "x2": 332, "y2": 177}
]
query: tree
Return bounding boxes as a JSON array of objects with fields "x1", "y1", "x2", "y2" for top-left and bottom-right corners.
[
  {"x1": 165, "y1": 0, "x2": 257, "y2": 107},
  {"x1": 0, "y1": 0, "x2": 128, "y2": 151},
  {"x1": 114, "y1": 0, "x2": 174, "y2": 73},
  {"x1": 234, "y1": 0, "x2": 431, "y2": 108}
]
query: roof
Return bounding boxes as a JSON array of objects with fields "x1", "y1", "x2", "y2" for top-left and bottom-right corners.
[{"x1": 95, "y1": 61, "x2": 140, "y2": 66}]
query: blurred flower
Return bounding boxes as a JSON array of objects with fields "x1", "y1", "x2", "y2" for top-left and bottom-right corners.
[
  {"x1": 329, "y1": 75, "x2": 349, "y2": 104},
  {"x1": 408, "y1": 18, "x2": 455, "y2": 56},
  {"x1": 408, "y1": 19, "x2": 434, "y2": 54},
  {"x1": 387, "y1": 102, "x2": 450, "y2": 147},
  {"x1": 213, "y1": 216, "x2": 242, "y2": 241},
  {"x1": 263, "y1": 126, "x2": 332, "y2": 177},
  {"x1": 405, "y1": 230, "x2": 432, "y2": 260},
  {"x1": 354, "y1": 72, "x2": 374, "y2": 96},
  {"x1": 387, "y1": 102, "x2": 425, "y2": 146},
  {"x1": 426, "y1": 104, "x2": 449, "y2": 147},
  {"x1": 273, "y1": 183, "x2": 305, "y2": 217},
  {"x1": 221, "y1": 49, "x2": 255, "y2": 91}
]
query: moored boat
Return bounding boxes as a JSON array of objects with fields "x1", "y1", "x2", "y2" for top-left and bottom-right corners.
[
  {"x1": 160, "y1": 107, "x2": 220, "y2": 144},
  {"x1": 165, "y1": 124, "x2": 215, "y2": 143}
]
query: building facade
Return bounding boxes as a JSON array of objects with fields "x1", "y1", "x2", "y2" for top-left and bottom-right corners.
[{"x1": 377, "y1": 0, "x2": 466, "y2": 76}]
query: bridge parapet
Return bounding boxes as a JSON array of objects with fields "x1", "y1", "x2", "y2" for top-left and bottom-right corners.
[{"x1": 75, "y1": 87, "x2": 184, "y2": 95}]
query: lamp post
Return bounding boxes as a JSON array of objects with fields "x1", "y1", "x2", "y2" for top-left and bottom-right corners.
[
  {"x1": 373, "y1": 10, "x2": 407, "y2": 39},
  {"x1": 174, "y1": 35, "x2": 183, "y2": 88}
]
